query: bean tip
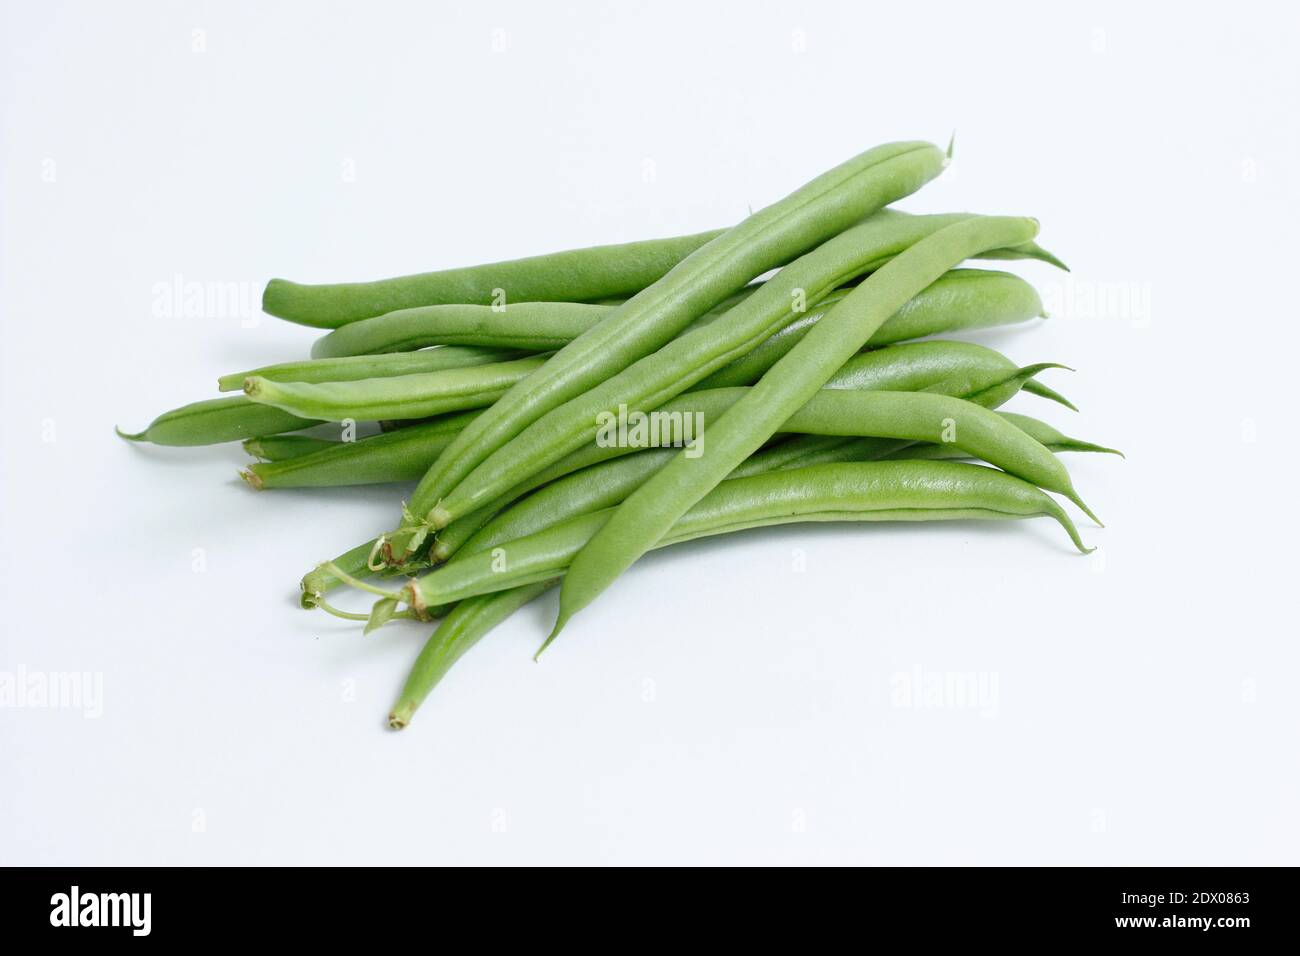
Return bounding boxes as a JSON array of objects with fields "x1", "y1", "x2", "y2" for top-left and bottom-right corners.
[
  {"x1": 1068, "y1": 492, "x2": 1103, "y2": 528},
  {"x1": 115, "y1": 425, "x2": 146, "y2": 442},
  {"x1": 534, "y1": 614, "x2": 570, "y2": 661}
]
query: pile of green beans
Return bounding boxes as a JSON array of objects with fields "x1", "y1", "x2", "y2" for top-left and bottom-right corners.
[{"x1": 119, "y1": 138, "x2": 1120, "y2": 729}]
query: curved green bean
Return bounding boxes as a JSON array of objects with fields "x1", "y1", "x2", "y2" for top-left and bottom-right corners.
[
  {"x1": 556, "y1": 215, "x2": 1051, "y2": 638},
  {"x1": 397, "y1": 460, "x2": 1090, "y2": 613},
  {"x1": 389, "y1": 142, "x2": 951, "y2": 561},
  {"x1": 886, "y1": 412, "x2": 1123, "y2": 461},
  {"x1": 389, "y1": 581, "x2": 555, "y2": 729},
  {"x1": 117, "y1": 396, "x2": 320, "y2": 447},
  {"x1": 243, "y1": 355, "x2": 547, "y2": 423},
  {"x1": 218, "y1": 345, "x2": 520, "y2": 392},
  {"x1": 264, "y1": 230, "x2": 725, "y2": 329}
]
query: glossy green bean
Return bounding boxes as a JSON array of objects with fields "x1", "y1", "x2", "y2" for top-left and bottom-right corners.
[
  {"x1": 397, "y1": 460, "x2": 1089, "y2": 613},
  {"x1": 243, "y1": 355, "x2": 547, "y2": 423},
  {"x1": 264, "y1": 230, "x2": 725, "y2": 329},
  {"x1": 556, "y1": 215, "x2": 1048, "y2": 637},
  {"x1": 886, "y1": 412, "x2": 1122, "y2": 461},
  {"x1": 311, "y1": 287, "x2": 761, "y2": 361},
  {"x1": 388, "y1": 581, "x2": 555, "y2": 729},
  {"x1": 242, "y1": 409, "x2": 481, "y2": 489},
  {"x1": 389, "y1": 142, "x2": 951, "y2": 561},
  {"x1": 696, "y1": 268, "x2": 1043, "y2": 390},
  {"x1": 309, "y1": 302, "x2": 614, "y2": 359},
  {"x1": 117, "y1": 396, "x2": 320, "y2": 446},
  {"x1": 218, "y1": 345, "x2": 519, "y2": 392}
]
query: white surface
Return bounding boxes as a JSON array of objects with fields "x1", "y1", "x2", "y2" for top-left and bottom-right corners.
[{"x1": 2, "y1": 0, "x2": 1297, "y2": 866}]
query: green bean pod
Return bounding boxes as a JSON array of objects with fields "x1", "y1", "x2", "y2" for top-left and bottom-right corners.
[
  {"x1": 557, "y1": 215, "x2": 1048, "y2": 637},
  {"x1": 392, "y1": 143, "x2": 952, "y2": 560},
  {"x1": 217, "y1": 345, "x2": 520, "y2": 392},
  {"x1": 309, "y1": 302, "x2": 614, "y2": 359},
  {"x1": 243, "y1": 355, "x2": 547, "y2": 423},
  {"x1": 398, "y1": 460, "x2": 1090, "y2": 612},
  {"x1": 387, "y1": 581, "x2": 555, "y2": 729},
  {"x1": 264, "y1": 230, "x2": 725, "y2": 329},
  {"x1": 117, "y1": 396, "x2": 320, "y2": 446},
  {"x1": 697, "y1": 268, "x2": 1043, "y2": 390},
  {"x1": 242, "y1": 410, "x2": 481, "y2": 489},
  {"x1": 887, "y1": 412, "x2": 1122, "y2": 461}
]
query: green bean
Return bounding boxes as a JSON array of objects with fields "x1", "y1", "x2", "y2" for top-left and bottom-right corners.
[
  {"x1": 310, "y1": 303, "x2": 614, "y2": 359},
  {"x1": 217, "y1": 345, "x2": 520, "y2": 392},
  {"x1": 388, "y1": 581, "x2": 555, "y2": 729},
  {"x1": 243, "y1": 434, "x2": 340, "y2": 461},
  {"x1": 411, "y1": 213, "x2": 1062, "y2": 546},
  {"x1": 728, "y1": 360, "x2": 1059, "y2": 478},
  {"x1": 117, "y1": 396, "x2": 320, "y2": 446},
  {"x1": 885, "y1": 412, "x2": 1122, "y2": 461},
  {"x1": 556, "y1": 215, "x2": 1052, "y2": 638},
  {"x1": 697, "y1": 268, "x2": 1043, "y2": 390},
  {"x1": 264, "y1": 230, "x2": 725, "y2": 329},
  {"x1": 389, "y1": 142, "x2": 952, "y2": 561},
  {"x1": 311, "y1": 286, "x2": 763, "y2": 361},
  {"x1": 395, "y1": 460, "x2": 1090, "y2": 613},
  {"x1": 243, "y1": 355, "x2": 547, "y2": 423},
  {"x1": 242, "y1": 410, "x2": 481, "y2": 489}
]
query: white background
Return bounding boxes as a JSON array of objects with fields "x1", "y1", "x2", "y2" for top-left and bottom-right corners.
[{"x1": 2, "y1": 0, "x2": 1297, "y2": 865}]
